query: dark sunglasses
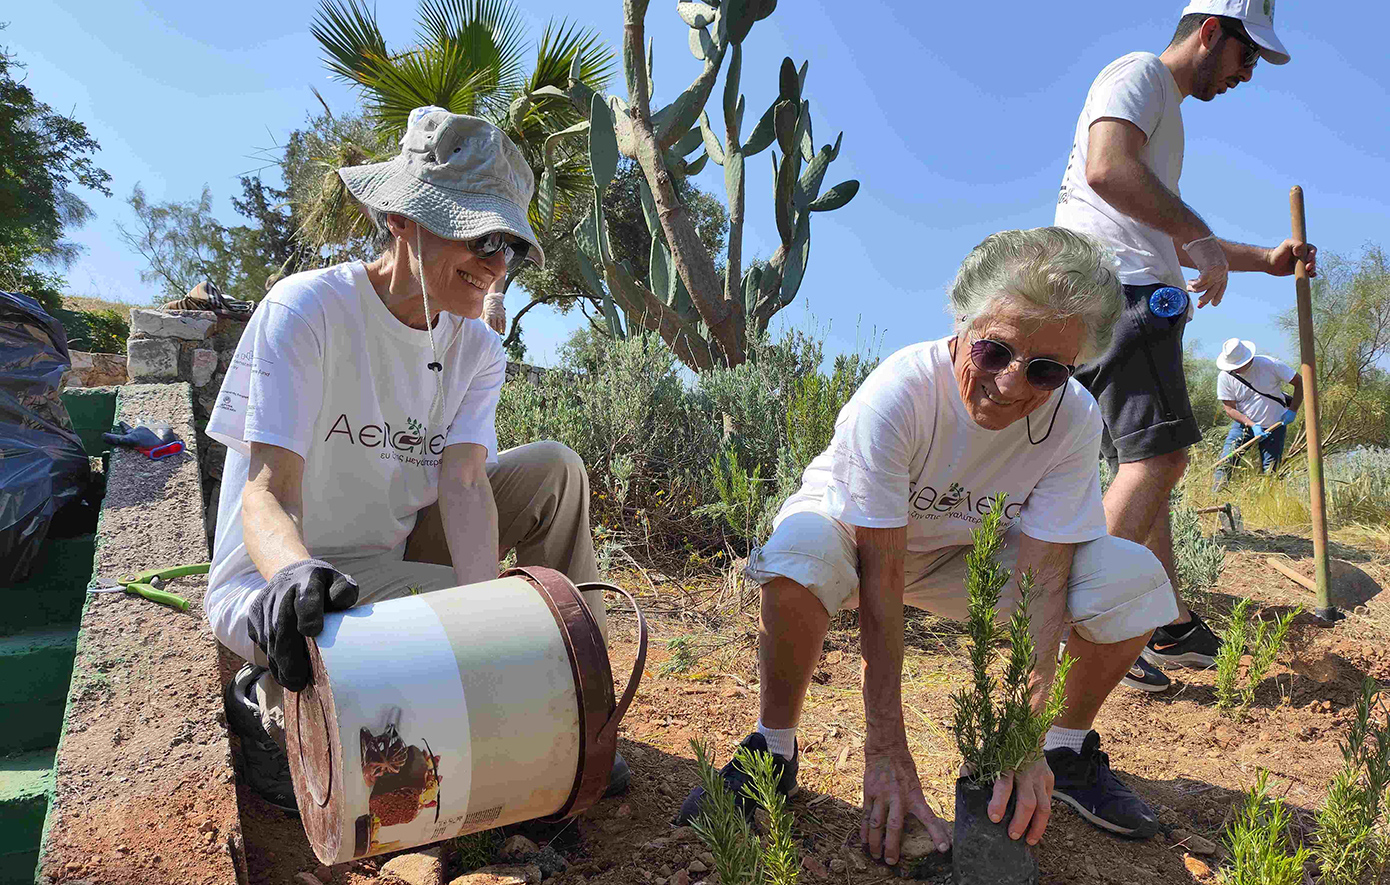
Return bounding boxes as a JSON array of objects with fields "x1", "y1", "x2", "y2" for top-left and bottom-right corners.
[
  {"x1": 467, "y1": 231, "x2": 531, "y2": 271},
  {"x1": 1220, "y1": 20, "x2": 1261, "y2": 69},
  {"x1": 969, "y1": 338, "x2": 1076, "y2": 391}
]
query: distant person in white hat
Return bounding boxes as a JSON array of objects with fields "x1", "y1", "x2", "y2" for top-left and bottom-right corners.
[
  {"x1": 1054, "y1": 1, "x2": 1317, "y2": 694},
  {"x1": 206, "y1": 107, "x2": 628, "y2": 813},
  {"x1": 1212, "y1": 338, "x2": 1301, "y2": 490}
]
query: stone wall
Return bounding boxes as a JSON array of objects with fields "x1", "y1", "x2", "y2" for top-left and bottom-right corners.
[{"x1": 62, "y1": 351, "x2": 127, "y2": 389}]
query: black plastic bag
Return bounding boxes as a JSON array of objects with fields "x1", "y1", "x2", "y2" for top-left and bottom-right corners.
[
  {"x1": 952, "y1": 778, "x2": 1038, "y2": 885},
  {"x1": 0, "y1": 291, "x2": 91, "y2": 584}
]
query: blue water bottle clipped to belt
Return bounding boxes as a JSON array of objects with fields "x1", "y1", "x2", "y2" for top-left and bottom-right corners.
[{"x1": 1149, "y1": 286, "x2": 1189, "y2": 321}]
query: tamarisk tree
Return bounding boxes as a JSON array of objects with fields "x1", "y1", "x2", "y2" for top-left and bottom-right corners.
[{"x1": 524, "y1": 0, "x2": 859, "y2": 370}]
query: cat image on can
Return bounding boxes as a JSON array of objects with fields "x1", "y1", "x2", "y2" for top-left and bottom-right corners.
[{"x1": 354, "y1": 707, "x2": 442, "y2": 854}]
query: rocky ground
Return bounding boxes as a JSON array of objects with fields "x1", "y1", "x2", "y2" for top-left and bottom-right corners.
[{"x1": 239, "y1": 527, "x2": 1390, "y2": 885}]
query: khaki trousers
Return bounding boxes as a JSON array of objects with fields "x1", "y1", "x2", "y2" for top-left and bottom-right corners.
[{"x1": 255, "y1": 440, "x2": 604, "y2": 744}]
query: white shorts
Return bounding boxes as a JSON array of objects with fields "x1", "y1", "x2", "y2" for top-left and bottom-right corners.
[{"x1": 745, "y1": 511, "x2": 1176, "y2": 644}]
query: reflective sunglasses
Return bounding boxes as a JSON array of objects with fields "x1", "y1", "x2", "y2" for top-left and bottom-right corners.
[
  {"x1": 467, "y1": 231, "x2": 531, "y2": 272},
  {"x1": 1220, "y1": 20, "x2": 1261, "y2": 69},
  {"x1": 969, "y1": 338, "x2": 1076, "y2": 391}
]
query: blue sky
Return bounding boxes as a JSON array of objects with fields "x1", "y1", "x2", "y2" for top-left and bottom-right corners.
[{"x1": 7, "y1": 0, "x2": 1387, "y2": 367}]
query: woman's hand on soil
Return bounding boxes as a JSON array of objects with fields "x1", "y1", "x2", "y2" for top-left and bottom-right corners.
[
  {"x1": 989, "y1": 757, "x2": 1054, "y2": 845},
  {"x1": 861, "y1": 745, "x2": 951, "y2": 865}
]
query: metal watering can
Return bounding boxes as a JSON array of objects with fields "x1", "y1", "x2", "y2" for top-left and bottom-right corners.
[{"x1": 285, "y1": 567, "x2": 647, "y2": 864}]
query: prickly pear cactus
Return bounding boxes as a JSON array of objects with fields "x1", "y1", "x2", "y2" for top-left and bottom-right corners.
[{"x1": 527, "y1": 0, "x2": 858, "y2": 370}]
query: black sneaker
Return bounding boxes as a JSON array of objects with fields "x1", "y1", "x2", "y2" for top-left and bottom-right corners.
[
  {"x1": 1120, "y1": 656, "x2": 1171, "y2": 693},
  {"x1": 1142, "y1": 612, "x2": 1221, "y2": 669},
  {"x1": 224, "y1": 663, "x2": 299, "y2": 814},
  {"x1": 673, "y1": 732, "x2": 798, "y2": 826},
  {"x1": 605, "y1": 752, "x2": 632, "y2": 798},
  {"x1": 1047, "y1": 731, "x2": 1159, "y2": 838}
]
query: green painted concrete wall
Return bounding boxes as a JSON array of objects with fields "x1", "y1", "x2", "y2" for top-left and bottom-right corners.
[
  {"x1": 0, "y1": 749, "x2": 54, "y2": 885},
  {"x1": 0, "y1": 535, "x2": 95, "y2": 636},
  {"x1": 59, "y1": 387, "x2": 116, "y2": 457}
]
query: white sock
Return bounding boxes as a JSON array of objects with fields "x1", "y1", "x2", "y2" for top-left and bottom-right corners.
[
  {"x1": 1043, "y1": 726, "x2": 1090, "y2": 754},
  {"x1": 756, "y1": 721, "x2": 798, "y2": 759}
]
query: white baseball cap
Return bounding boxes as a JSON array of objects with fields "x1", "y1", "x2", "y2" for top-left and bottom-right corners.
[
  {"x1": 1180, "y1": 0, "x2": 1290, "y2": 65},
  {"x1": 1217, "y1": 338, "x2": 1258, "y2": 371}
]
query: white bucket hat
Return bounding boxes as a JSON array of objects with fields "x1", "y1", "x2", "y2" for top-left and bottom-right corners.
[
  {"x1": 1180, "y1": 0, "x2": 1290, "y2": 65},
  {"x1": 1217, "y1": 337, "x2": 1258, "y2": 371},
  {"x1": 338, "y1": 106, "x2": 544, "y2": 268}
]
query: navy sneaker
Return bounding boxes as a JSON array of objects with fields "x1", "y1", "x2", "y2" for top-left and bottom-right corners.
[
  {"x1": 673, "y1": 732, "x2": 798, "y2": 826},
  {"x1": 224, "y1": 663, "x2": 299, "y2": 814},
  {"x1": 1142, "y1": 612, "x2": 1221, "y2": 669},
  {"x1": 1046, "y1": 731, "x2": 1159, "y2": 838},
  {"x1": 1120, "y1": 656, "x2": 1171, "y2": 693}
]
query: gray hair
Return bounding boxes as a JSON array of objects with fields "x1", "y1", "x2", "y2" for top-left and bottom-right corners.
[
  {"x1": 947, "y1": 227, "x2": 1123, "y2": 363},
  {"x1": 365, "y1": 205, "x2": 394, "y2": 252}
]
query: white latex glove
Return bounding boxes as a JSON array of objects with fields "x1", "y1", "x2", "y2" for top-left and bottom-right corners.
[
  {"x1": 1184, "y1": 235, "x2": 1229, "y2": 308},
  {"x1": 482, "y1": 290, "x2": 506, "y2": 335}
]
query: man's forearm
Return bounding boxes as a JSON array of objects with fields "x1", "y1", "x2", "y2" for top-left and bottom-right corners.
[
  {"x1": 857, "y1": 527, "x2": 908, "y2": 747},
  {"x1": 440, "y1": 475, "x2": 500, "y2": 586},
  {"x1": 1222, "y1": 403, "x2": 1253, "y2": 426},
  {"x1": 1289, "y1": 379, "x2": 1304, "y2": 413},
  {"x1": 1090, "y1": 158, "x2": 1210, "y2": 245}
]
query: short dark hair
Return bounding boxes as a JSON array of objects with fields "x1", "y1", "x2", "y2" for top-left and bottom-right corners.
[{"x1": 1169, "y1": 12, "x2": 1247, "y2": 47}]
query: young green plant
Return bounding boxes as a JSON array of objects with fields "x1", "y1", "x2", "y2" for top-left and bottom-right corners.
[
  {"x1": 1220, "y1": 770, "x2": 1311, "y2": 885},
  {"x1": 951, "y1": 498, "x2": 1073, "y2": 787},
  {"x1": 1312, "y1": 678, "x2": 1390, "y2": 885},
  {"x1": 1241, "y1": 607, "x2": 1299, "y2": 708},
  {"x1": 688, "y1": 739, "x2": 801, "y2": 885},
  {"x1": 1214, "y1": 598, "x2": 1253, "y2": 710}
]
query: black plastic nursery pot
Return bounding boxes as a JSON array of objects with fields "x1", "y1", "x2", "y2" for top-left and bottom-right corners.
[{"x1": 951, "y1": 777, "x2": 1038, "y2": 885}]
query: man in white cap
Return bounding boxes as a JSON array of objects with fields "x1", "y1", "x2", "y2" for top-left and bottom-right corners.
[
  {"x1": 1212, "y1": 338, "x2": 1301, "y2": 489},
  {"x1": 1054, "y1": 1, "x2": 1317, "y2": 700},
  {"x1": 207, "y1": 108, "x2": 628, "y2": 811}
]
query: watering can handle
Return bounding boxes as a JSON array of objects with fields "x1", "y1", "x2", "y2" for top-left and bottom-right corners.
[{"x1": 578, "y1": 581, "x2": 648, "y2": 746}]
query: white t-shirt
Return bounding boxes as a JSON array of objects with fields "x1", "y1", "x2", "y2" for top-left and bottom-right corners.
[
  {"x1": 206, "y1": 261, "x2": 506, "y2": 661},
  {"x1": 1055, "y1": 52, "x2": 1186, "y2": 288},
  {"x1": 775, "y1": 338, "x2": 1108, "y2": 553},
  {"x1": 1217, "y1": 356, "x2": 1296, "y2": 427}
]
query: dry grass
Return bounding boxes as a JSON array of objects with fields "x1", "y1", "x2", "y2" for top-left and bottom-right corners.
[{"x1": 61, "y1": 293, "x2": 138, "y2": 315}]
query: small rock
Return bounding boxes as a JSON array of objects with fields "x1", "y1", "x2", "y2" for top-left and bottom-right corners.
[
  {"x1": 115, "y1": 845, "x2": 129, "y2": 854},
  {"x1": 533, "y1": 845, "x2": 567, "y2": 878},
  {"x1": 500, "y1": 835, "x2": 540, "y2": 861},
  {"x1": 314, "y1": 866, "x2": 334, "y2": 883},
  {"x1": 198, "y1": 819, "x2": 218, "y2": 834},
  {"x1": 642, "y1": 838, "x2": 672, "y2": 852},
  {"x1": 296, "y1": 874, "x2": 325, "y2": 885},
  {"x1": 659, "y1": 865, "x2": 672, "y2": 878},
  {"x1": 829, "y1": 858, "x2": 847, "y2": 874},
  {"x1": 800, "y1": 856, "x2": 829, "y2": 879},
  {"x1": 1354, "y1": 604, "x2": 1371, "y2": 616},
  {"x1": 615, "y1": 803, "x2": 632, "y2": 819},
  {"x1": 380, "y1": 847, "x2": 444, "y2": 885},
  {"x1": 1183, "y1": 853, "x2": 1211, "y2": 878},
  {"x1": 671, "y1": 826, "x2": 701, "y2": 844},
  {"x1": 668, "y1": 871, "x2": 690, "y2": 885},
  {"x1": 447, "y1": 865, "x2": 541, "y2": 885},
  {"x1": 687, "y1": 860, "x2": 707, "y2": 874},
  {"x1": 1173, "y1": 830, "x2": 1218, "y2": 856},
  {"x1": 898, "y1": 816, "x2": 946, "y2": 859}
]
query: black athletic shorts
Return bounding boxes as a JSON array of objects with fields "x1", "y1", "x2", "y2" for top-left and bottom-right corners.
[{"x1": 1074, "y1": 282, "x2": 1202, "y2": 472}]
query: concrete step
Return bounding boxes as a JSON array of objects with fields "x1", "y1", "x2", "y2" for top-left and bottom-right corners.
[
  {"x1": 0, "y1": 747, "x2": 55, "y2": 885},
  {"x1": 0, "y1": 535, "x2": 95, "y2": 637},
  {"x1": 0, "y1": 629, "x2": 78, "y2": 756}
]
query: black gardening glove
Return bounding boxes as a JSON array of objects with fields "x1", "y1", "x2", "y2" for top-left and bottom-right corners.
[
  {"x1": 248, "y1": 559, "x2": 359, "y2": 691},
  {"x1": 103, "y1": 420, "x2": 175, "y2": 448}
]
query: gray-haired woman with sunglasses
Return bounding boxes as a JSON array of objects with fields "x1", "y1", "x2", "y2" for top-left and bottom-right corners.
[{"x1": 675, "y1": 227, "x2": 1176, "y2": 861}]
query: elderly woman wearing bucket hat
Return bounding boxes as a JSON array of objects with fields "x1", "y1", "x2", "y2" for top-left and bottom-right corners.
[
  {"x1": 677, "y1": 228, "x2": 1181, "y2": 862},
  {"x1": 206, "y1": 107, "x2": 628, "y2": 812},
  {"x1": 1212, "y1": 337, "x2": 1302, "y2": 490}
]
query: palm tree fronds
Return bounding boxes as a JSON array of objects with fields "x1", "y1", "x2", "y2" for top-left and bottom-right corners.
[
  {"x1": 417, "y1": 0, "x2": 527, "y2": 111},
  {"x1": 529, "y1": 19, "x2": 616, "y2": 93}
]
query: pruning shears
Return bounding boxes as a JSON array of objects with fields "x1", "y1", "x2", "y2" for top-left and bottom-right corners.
[{"x1": 88, "y1": 563, "x2": 209, "y2": 612}]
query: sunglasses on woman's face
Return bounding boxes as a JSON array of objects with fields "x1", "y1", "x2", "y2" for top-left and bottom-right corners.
[
  {"x1": 467, "y1": 231, "x2": 530, "y2": 272},
  {"x1": 969, "y1": 337, "x2": 1076, "y2": 391}
]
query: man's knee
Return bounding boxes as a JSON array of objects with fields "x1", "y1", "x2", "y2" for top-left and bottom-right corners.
[
  {"x1": 1118, "y1": 448, "x2": 1190, "y2": 489},
  {"x1": 527, "y1": 440, "x2": 588, "y2": 485}
]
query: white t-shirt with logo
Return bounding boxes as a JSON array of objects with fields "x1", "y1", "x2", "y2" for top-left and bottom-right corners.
[
  {"x1": 1055, "y1": 51, "x2": 1186, "y2": 288},
  {"x1": 775, "y1": 338, "x2": 1108, "y2": 553},
  {"x1": 205, "y1": 261, "x2": 506, "y2": 661},
  {"x1": 1217, "y1": 356, "x2": 1296, "y2": 428}
]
